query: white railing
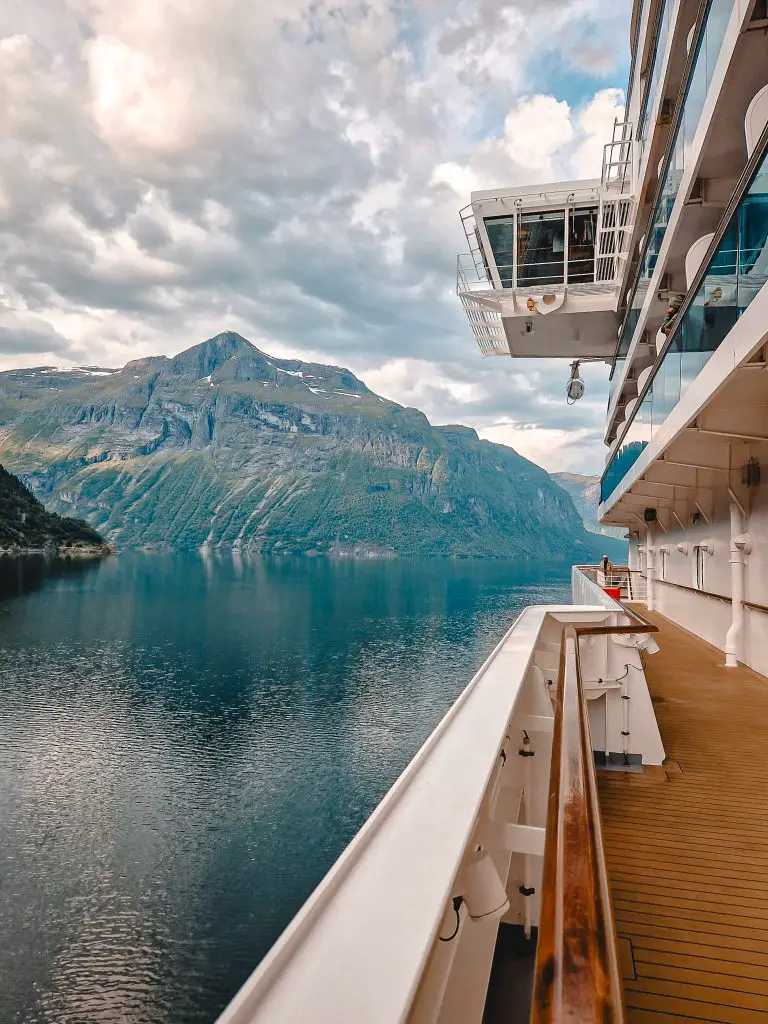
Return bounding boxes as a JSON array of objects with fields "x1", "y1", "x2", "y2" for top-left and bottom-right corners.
[
  {"x1": 572, "y1": 565, "x2": 641, "y2": 605},
  {"x1": 572, "y1": 564, "x2": 619, "y2": 608},
  {"x1": 458, "y1": 294, "x2": 507, "y2": 356},
  {"x1": 629, "y1": 571, "x2": 648, "y2": 602},
  {"x1": 215, "y1": 604, "x2": 630, "y2": 1024},
  {"x1": 595, "y1": 195, "x2": 634, "y2": 283},
  {"x1": 456, "y1": 252, "x2": 490, "y2": 292}
]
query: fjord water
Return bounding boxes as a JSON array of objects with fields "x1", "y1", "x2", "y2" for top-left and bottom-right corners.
[{"x1": 0, "y1": 553, "x2": 570, "y2": 1024}]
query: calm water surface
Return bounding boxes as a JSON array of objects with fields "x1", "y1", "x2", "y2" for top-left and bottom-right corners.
[{"x1": 0, "y1": 553, "x2": 571, "y2": 1024}]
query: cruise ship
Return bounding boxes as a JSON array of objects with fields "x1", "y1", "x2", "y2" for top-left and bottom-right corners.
[{"x1": 216, "y1": 3, "x2": 768, "y2": 1021}]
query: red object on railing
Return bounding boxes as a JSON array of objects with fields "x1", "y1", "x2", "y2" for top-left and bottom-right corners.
[{"x1": 604, "y1": 587, "x2": 621, "y2": 601}]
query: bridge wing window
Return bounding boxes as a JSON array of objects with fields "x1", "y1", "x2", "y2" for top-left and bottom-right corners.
[
  {"x1": 518, "y1": 211, "x2": 565, "y2": 286},
  {"x1": 484, "y1": 206, "x2": 598, "y2": 288},
  {"x1": 483, "y1": 216, "x2": 515, "y2": 287},
  {"x1": 568, "y1": 207, "x2": 598, "y2": 282}
]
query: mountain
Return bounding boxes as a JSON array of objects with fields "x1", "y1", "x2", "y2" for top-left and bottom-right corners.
[
  {"x1": 0, "y1": 463, "x2": 108, "y2": 555},
  {"x1": 552, "y1": 472, "x2": 627, "y2": 542},
  {"x1": 0, "y1": 332, "x2": 624, "y2": 560}
]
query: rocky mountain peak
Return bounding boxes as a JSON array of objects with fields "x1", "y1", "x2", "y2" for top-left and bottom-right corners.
[
  {"x1": 0, "y1": 331, "x2": 627, "y2": 560},
  {"x1": 166, "y1": 331, "x2": 263, "y2": 380}
]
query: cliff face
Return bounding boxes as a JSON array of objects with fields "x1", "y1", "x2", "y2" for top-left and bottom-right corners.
[
  {"x1": 552, "y1": 473, "x2": 627, "y2": 542},
  {"x1": 0, "y1": 332, "x2": 615, "y2": 560},
  {"x1": 0, "y1": 463, "x2": 108, "y2": 554}
]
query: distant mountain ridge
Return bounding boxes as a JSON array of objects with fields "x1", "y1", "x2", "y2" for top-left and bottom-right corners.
[
  {"x1": 0, "y1": 332, "x2": 624, "y2": 560},
  {"x1": 552, "y1": 473, "x2": 627, "y2": 542}
]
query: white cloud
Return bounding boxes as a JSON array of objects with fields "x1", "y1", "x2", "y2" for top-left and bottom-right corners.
[
  {"x1": 502, "y1": 95, "x2": 575, "y2": 175},
  {"x1": 0, "y1": 0, "x2": 629, "y2": 474},
  {"x1": 570, "y1": 87, "x2": 626, "y2": 179},
  {"x1": 478, "y1": 423, "x2": 606, "y2": 474}
]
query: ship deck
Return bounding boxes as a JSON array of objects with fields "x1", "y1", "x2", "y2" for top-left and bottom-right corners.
[{"x1": 598, "y1": 608, "x2": 768, "y2": 1023}]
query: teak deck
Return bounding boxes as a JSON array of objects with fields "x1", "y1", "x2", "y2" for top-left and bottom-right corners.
[{"x1": 598, "y1": 609, "x2": 768, "y2": 1023}]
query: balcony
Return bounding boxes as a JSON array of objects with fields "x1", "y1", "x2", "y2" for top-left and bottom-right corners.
[
  {"x1": 606, "y1": 0, "x2": 762, "y2": 443},
  {"x1": 601, "y1": 134, "x2": 768, "y2": 509}
]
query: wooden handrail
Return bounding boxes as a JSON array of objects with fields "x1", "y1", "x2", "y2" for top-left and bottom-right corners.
[{"x1": 531, "y1": 607, "x2": 658, "y2": 1022}]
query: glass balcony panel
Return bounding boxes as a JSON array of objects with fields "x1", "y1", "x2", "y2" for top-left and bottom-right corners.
[
  {"x1": 704, "y1": 0, "x2": 733, "y2": 82},
  {"x1": 738, "y1": 163, "x2": 768, "y2": 312},
  {"x1": 601, "y1": 390, "x2": 653, "y2": 503},
  {"x1": 609, "y1": 0, "x2": 732, "y2": 394},
  {"x1": 609, "y1": 358, "x2": 626, "y2": 407},
  {"x1": 651, "y1": 339, "x2": 681, "y2": 430},
  {"x1": 601, "y1": 144, "x2": 768, "y2": 507},
  {"x1": 683, "y1": 48, "x2": 708, "y2": 163},
  {"x1": 638, "y1": 0, "x2": 672, "y2": 144}
]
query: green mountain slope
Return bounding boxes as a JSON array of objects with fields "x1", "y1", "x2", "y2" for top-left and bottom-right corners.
[
  {"x1": 0, "y1": 463, "x2": 108, "y2": 554},
  {"x1": 0, "y1": 332, "x2": 622, "y2": 560}
]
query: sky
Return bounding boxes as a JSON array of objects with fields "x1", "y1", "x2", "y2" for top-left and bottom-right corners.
[{"x1": 0, "y1": 0, "x2": 631, "y2": 474}]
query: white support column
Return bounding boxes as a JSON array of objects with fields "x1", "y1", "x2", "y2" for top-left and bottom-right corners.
[
  {"x1": 725, "y1": 500, "x2": 750, "y2": 668},
  {"x1": 645, "y1": 525, "x2": 656, "y2": 612},
  {"x1": 628, "y1": 536, "x2": 639, "y2": 573}
]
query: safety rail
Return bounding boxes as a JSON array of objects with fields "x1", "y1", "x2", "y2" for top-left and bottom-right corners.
[
  {"x1": 533, "y1": 603, "x2": 659, "y2": 1022},
  {"x1": 573, "y1": 564, "x2": 635, "y2": 602},
  {"x1": 532, "y1": 627, "x2": 624, "y2": 1023},
  {"x1": 214, "y1": 603, "x2": 663, "y2": 1024}
]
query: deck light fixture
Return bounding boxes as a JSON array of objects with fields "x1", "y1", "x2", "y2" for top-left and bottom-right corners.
[{"x1": 462, "y1": 849, "x2": 510, "y2": 922}]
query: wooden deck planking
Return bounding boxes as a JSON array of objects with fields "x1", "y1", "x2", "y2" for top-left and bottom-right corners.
[{"x1": 597, "y1": 609, "x2": 768, "y2": 1023}]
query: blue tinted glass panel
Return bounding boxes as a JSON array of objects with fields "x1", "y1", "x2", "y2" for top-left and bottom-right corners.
[
  {"x1": 651, "y1": 339, "x2": 681, "y2": 430},
  {"x1": 738, "y1": 162, "x2": 768, "y2": 311}
]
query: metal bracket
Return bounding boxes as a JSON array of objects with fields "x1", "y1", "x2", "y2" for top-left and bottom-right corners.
[{"x1": 496, "y1": 824, "x2": 546, "y2": 856}]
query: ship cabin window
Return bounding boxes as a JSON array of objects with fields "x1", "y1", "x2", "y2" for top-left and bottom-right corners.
[
  {"x1": 483, "y1": 206, "x2": 598, "y2": 288},
  {"x1": 659, "y1": 548, "x2": 668, "y2": 582},
  {"x1": 695, "y1": 546, "x2": 706, "y2": 591}
]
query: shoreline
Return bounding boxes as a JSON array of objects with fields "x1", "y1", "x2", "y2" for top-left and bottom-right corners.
[{"x1": 0, "y1": 544, "x2": 114, "y2": 560}]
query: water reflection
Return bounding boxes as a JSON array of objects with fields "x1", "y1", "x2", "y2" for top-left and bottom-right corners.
[
  {"x1": 0, "y1": 553, "x2": 571, "y2": 1023},
  {"x1": 0, "y1": 554, "x2": 103, "y2": 601}
]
